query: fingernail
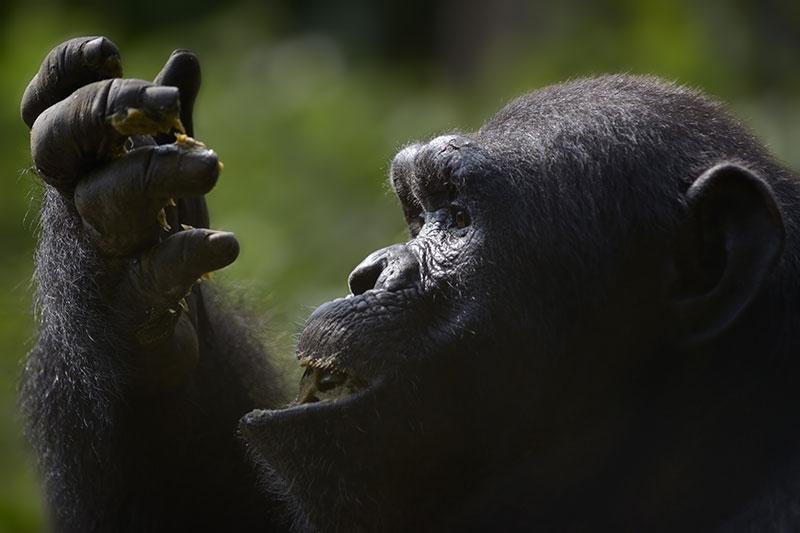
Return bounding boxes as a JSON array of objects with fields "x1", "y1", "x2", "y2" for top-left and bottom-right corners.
[
  {"x1": 207, "y1": 232, "x2": 240, "y2": 259},
  {"x1": 83, "y1": 37, "x2": 106, "y2": 65},
  {"x1": 183, "y1": 149, "x2": 220, "y2": 186},
  {"x1": 143, "y1": 85, "x2": 180, "y2": 113},
  {"x1": 83, "y1": 37, "x2": 120, "y2": 69},
  {"x1": 170, "y1": 48, "x2": 194, "y2": 58},
  {"x1": 169, "y1": 50, "x2": 200, "y2": 72}
]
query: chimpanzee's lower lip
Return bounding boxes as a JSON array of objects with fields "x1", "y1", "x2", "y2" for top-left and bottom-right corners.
[{"x1": 240, "y1": 376, "x2": 383, "y2": 429}]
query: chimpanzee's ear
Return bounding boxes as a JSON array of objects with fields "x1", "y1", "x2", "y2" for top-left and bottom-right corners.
[{"x1": 671, "y1": 162, "x2": 784, "y2": 346}]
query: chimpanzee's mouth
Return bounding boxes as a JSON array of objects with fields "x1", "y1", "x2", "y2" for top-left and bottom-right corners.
[
  {"x1": 242, "y1": 360, "x2": 375, "y2": 430},
  {"x1": 293, "y1": 356, "x2": 369, "y2": 405},
  {"x1": 240, "y1": 357, "x2": 384, "y2": 456}
]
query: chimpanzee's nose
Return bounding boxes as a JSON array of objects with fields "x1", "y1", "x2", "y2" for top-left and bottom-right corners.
[{"x1": 348, "y1": 244, "x2": 421, "y2": 296}]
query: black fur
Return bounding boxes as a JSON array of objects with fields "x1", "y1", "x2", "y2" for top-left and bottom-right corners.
[
  {"x1": 21, "y1": 73, "x2": 800, "y2": 532},
  {"x1": 21, "y1": 189, "x2": 285, "y2": 531}
]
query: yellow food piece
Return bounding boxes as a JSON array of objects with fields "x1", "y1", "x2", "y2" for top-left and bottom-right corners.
[
  {"x1": 174, "y1": 133, "x2": 225, "y2": 172},
  {"x1": 174, "y1": 133, "x2": 207, "y2": 150},
  {"x1": 109, "y1": 107, "x2": 181, "y2": 136},
  {"x1": 157, "y1": 208, "x2": 171, "y2": 232}
]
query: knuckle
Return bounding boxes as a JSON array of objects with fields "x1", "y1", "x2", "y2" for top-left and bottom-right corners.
[
  {"x1": 21, "y1": 37, "x2": 122, "y2": 129},
  {"x1": 29, "y1": 80, "x2": 121, "y2": 190},
  {"x1": 181, "y1": 231, "x2": 203, "y2": 263},
  {"x1": 95, "y1": 78, "x2": 120, "y2": 123}
]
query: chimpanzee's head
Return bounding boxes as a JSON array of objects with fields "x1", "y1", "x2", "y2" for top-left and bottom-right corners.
[{"x1": 242, "y1": 75, "x2": 799, "y2": 532}]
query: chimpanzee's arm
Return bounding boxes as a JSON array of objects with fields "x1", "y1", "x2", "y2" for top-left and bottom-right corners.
[{"x1": 18, "y1": 37, "x2": 287, "y2": 531}]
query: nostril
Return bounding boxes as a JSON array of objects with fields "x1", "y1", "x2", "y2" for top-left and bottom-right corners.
[
  {"x1": 348, "y1": 260, "x2": 384, "y2": 296},
  {"x1": 348, "y1": 244, "x2": 421, "y2": 296}
]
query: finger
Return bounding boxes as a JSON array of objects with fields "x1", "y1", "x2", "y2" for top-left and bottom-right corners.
[
  {"x1": 139, "y1": 229, "x2": 239, "y2": 307},
  {"x1": 31, "y1": 78, "x2": 182, "y2": 190},
  {"x1": 125, "y1": 229, "x2": 237, "y2": 347},
  {"x1": 21, "y1": 36, "x2": 123, "y2": 128},
  {"x1": 174, "y1": 197, "x2": 210, "y2": 230},
  {"x1": 153, "y1": 50, "x2": 201, "y2": 139},
  {"x1": 74, "y1": 143, "x2": 220, "y2": 256},
  {"x1": 151, "y1": 50, "x2": 207, "y2": 230}
]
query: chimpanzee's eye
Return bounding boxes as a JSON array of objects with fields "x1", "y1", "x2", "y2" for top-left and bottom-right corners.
[{"x1": 451, "y1": 207, "x2": 470, "y2": 230}]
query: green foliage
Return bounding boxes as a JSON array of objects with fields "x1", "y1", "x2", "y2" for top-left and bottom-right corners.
[{"x1": 1, "y1": 1, "x2": 799, "y2": 530}]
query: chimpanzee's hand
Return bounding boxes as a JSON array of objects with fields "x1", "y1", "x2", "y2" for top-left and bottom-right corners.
[{"x1": 22, "y1": 37, "x2": 239, "y2": 387}]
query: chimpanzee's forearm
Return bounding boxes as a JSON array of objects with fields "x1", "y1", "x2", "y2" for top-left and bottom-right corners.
[{"x1": 20, "y1": 188, "x2": 286, "y2": 531}]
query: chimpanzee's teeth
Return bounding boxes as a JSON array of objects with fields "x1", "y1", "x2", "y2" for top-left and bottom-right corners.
[
  {"x1": 294, "y1": 365, "x2": 367, "y2": 405},
  {"x1": 318, "y1": 369, "x2": 347, "y2": 391}
]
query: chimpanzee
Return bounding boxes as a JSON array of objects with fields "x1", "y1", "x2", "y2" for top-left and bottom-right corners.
[{"x1": 18, "y1": 36, "x2": 800, "y2": 533}]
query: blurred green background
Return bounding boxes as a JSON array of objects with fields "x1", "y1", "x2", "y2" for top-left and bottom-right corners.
[{"x1": 1, "y1": 0, "x2": 799, "y2": 530}]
